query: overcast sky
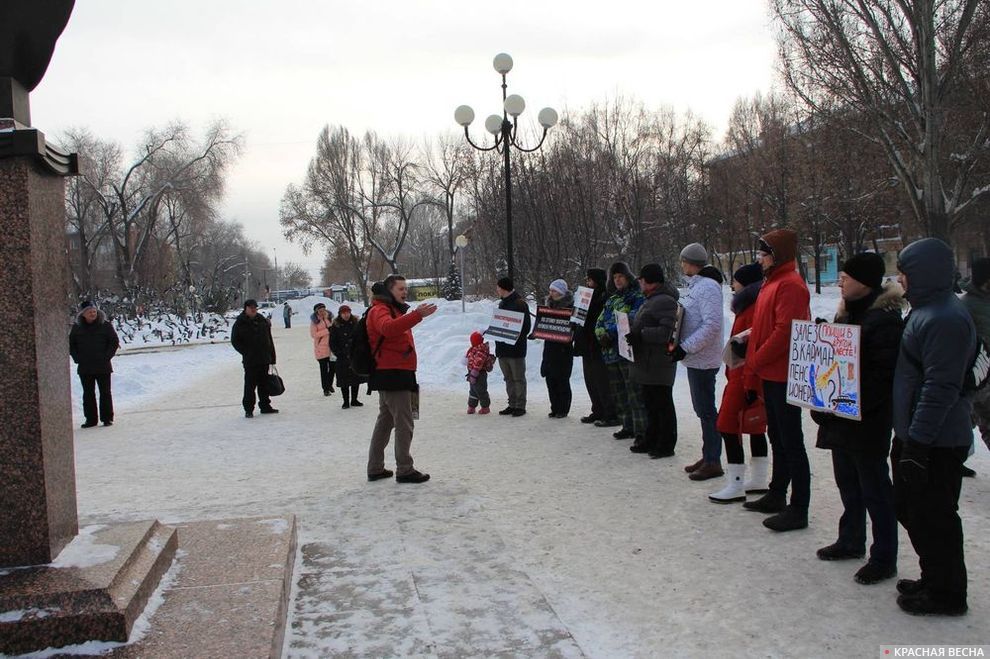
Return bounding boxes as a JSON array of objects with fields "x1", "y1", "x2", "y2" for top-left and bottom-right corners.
[{"x1": 31, "y1": 0, "x2": 779, "y2": 280}]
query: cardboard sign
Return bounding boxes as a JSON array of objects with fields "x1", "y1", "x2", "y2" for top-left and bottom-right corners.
[
  {"x1": 533, "y1": 306, "x2": 574, "y2": 344},
  {"x1": 786, "y1": 320, "x2": 861, "y2": 420},
  {"x1": 616, "y1": 311, "x2": 635, "y2": 362},
  {"x1": 571, "y1": 286, "x2": 594, "y2": 326},
  {"x1": 486, "y1": 309, "x2": 526, "y2": 345}
]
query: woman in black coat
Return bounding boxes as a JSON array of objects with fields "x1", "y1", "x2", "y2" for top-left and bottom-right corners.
[
  {"x1": 329, "y1": 305, "x2": 363, "y2": 409},
  {"x1": 540, "y1": 280, "x2": 575, "y2": 418},
  {"x1": 69, "y1": 300, "x2": 120, "y2": 428},
  {"x1": 573, "y1": 268, "x2": 617, "y2": 425}
]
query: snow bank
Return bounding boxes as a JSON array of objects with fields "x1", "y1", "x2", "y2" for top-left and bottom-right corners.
[{"x1": 113, "y1": 313, "x2": 233, "y2": 348}]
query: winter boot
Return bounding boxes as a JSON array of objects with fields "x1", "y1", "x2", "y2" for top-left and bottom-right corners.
[
  {"x1": 743, "y1": 491, "x2": 787, "y2": 513},
  {"x1": 744, "y1": 456, "x2": 770, "y2": 493},
  {"x1": 897, "y1": 590, "x2": 968, "y2": 616},
  {"x1": 854, "y1": 562, "x2": 896, "y2": 585},
  {"x1": 478, "y1": 407, "x2": 491, "y2": 415},
  {"x1": 613, "y1": 428, "x2": 634, "y2": 440},
  {"x1": 897, "y1": 578, "x2": 925, "y2": 596},
  {"x1": 816, "y1": 542, "x2": 865, "y2": 561},
  {"x1": 709, "y1": 464, "x2": 746, "y2": 503},
  {"x1": 763, "y1": 505, "x2": 808, "y2": 532},
  {"x1": 467, "y1": 406, "x2": 476, "y2": 414},
  {"x1": 684, "y1": 458, "x2": 705, "y2": 473},
  {"x1": 689, "y1": 462, "x2": 724, "y2": 481}
]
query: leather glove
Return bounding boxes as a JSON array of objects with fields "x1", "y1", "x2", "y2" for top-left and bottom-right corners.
[
  {"x1": 898, "y1": 439, "x2": 930, "y2": 492},
  {"x1": 730, "y1": 340, "x2": 747, "y2": 359},
  {"x1": 626, "y1": 331, "x2": 643, "y2": 349},
  {"x1": 598, "y1": 333, "x2": 614, "y2": 349},
  {"x1": 668, "y1": 345, "x2": 687, "y2": 362},
  {"x1": 744, "y1": 389, "x2": 759, "y2": 406}
]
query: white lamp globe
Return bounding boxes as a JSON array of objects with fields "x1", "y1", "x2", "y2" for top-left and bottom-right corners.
[
  {"x1": 484, "y1": 114, "x2": 503, "y2": 135},
  {"x1": 455, "y1": 234, "x2": 469, "y2": 248},
  {"x1": 454, "y1": 105, "x2": 475, "y2": 127},
  {"x1": 538, "y1": 107, "x2": 559, "y2": 128},
  {"x1": 504, "y1": 94, "x2": 526, "y2": 117},
  {"x1": 493, "y1": 53, "x2": 513, "y2": 75}
]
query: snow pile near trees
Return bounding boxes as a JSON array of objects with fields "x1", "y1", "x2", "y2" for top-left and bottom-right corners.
[{"x1": 113, "y1": 313, "x2": 234, "y2": 347}]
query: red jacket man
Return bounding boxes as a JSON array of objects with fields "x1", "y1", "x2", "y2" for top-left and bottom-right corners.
[
  {"x1": 365, "y1": 275, "x2": 437, "y2": 484},
  {"x1": 742, "y1": 229, "x2": 813, "y2": 533}
]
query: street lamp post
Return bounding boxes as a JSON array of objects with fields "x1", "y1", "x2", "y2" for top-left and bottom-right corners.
[
  {"x1": 455, "y1": 234, "x2": 469, "y2": 313},
  {"x1": 455, "y1": 53, "x2": 558, "y2": 283}
]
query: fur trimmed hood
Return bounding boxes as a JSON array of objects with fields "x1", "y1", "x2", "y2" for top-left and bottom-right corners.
[{"x1": 834, "y1": 282, "x2": 905, "y2": 323}]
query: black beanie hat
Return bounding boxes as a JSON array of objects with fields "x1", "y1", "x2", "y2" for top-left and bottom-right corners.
[
  {"x1": 842, "y1": 252, "x2": 886, "y2": 290},
  {"x1": 313, "y1": 302, "x2": 326, "y2": 312},
  {"x1": 733, "y1": 263, "x2": 763, "y2": 287},
  {"x1": 586, "y1": 268, "x2": 607, "y2": 289},
  {"x1": 972, "y1": 257, "x2": 990, "y2": 289},
  {"x1": 497, "y1": 277, "x2": 514, "y2": 292},
  {"x1": 638, "y1": 263, "x2": 664, "y2": 285}
]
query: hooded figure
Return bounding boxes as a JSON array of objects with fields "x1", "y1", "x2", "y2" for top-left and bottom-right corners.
[
  {"x1": 69, "y1": 300, "x2": 120, "y2": 427},
  {"x1": 891, "y1": 237, "x2": 976, "y2": 617}
]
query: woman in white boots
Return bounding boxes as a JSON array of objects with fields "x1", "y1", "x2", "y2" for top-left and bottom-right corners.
[{"x1": 710, "y1": 263, "x2": 770, "y2": 503}]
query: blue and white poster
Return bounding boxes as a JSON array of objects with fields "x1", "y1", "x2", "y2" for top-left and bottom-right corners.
[{"x1": 786, "y1": 320, "x2": 861, "y2": 420}]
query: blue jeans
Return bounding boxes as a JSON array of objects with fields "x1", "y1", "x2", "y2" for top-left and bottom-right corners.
[{"x1": 687, "y1": 367, "x2": 721, "y2": 464}]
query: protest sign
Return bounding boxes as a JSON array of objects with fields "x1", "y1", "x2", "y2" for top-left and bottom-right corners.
[
  {"x1": 486, "y1": 309, "x2": 526, "y2": 344},
  {"x1": 533, "y1": 306, "x2": 574, "y2": 344},
  {"x1": 616, "y1": 311, "x2": 635, "y2": 362},
  {"x1": 571, "y1": 286, "x2": 594, "y2": 326},
  {"x1": 786, "y1": 320, "x2": 861, "y2": 420}
]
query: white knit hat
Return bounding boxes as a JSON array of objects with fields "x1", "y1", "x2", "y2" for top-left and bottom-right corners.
[{"x1": 549, "y1": 279, "x2": 569, "y2": 295}]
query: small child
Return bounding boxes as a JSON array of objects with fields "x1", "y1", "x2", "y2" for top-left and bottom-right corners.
[{"x1": 465, "y1": 331, "x2": 495, "y2": 414}]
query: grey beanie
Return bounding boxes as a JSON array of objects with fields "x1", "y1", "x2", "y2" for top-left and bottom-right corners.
[{"x1": 680, "y1": 243, "x2": 709, "y2": 266}]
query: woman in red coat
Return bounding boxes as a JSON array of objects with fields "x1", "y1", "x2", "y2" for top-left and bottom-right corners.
[{"x1": 710, "y1": 264, "x2": 768, "y2": 503}]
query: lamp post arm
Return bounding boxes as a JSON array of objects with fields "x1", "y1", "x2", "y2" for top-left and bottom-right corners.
[
  {"x1": 463, "y1": 126, "x2": 501, "y2": 152},
  {"x1": 510, "y1": 127, "x2": 551, "y2": 153}
]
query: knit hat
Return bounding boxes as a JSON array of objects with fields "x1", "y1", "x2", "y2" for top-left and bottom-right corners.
[
  {"x1": 244, "y1": 299, "x2": 258, "y2": 308},
  {"x1": 313, "y1": 302, "x2": 326, "y2": 312},
  {"x1": 679, "y1": 243, "x2": 709, "y2": 266},
  {"x1": 733, "y1": 263, "x2": 763, "y2": 287},
  {"x1": 470, "y1": 331, "x2": 484, "y2": 347},
  {"x1": 338, "y1": 304, "x2": 351, "y2": 314},
  {"x1": 586, "y1": 268, "x2": 607, "y2": 289},
  {"x1": 638, "y1": 263, "x2": 664, "y2": 285},
  {"x1": 79, "y1": 299, "x2": 97, "y2": 312},
  {"x1": 549, "y1": 279, "x2": 569, "y2": 295},
  {"x1": 761, "y1": 229, "x2": 799, "y2": 264},
  {"x1": 497, "y1": 277, "x2": 514, "y2": 292},
  {"x1": 842, "y1": 252, "x2": 886, "y2": 290},
  {"x1": 973, "y1": 257, "x2": 990, "y2": 289},
  {"x1": 371, "y1": 282, "x2": 385, "y2": 296}
]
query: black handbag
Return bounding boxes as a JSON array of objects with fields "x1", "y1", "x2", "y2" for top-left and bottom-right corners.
[{"x1": 267, "y1": 366, "x2": 285, "y2": 397}]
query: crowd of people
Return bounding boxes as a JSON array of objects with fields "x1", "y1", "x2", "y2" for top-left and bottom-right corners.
[{"x1": 67, "y1": 230, "x2": 989, "y2": 618}]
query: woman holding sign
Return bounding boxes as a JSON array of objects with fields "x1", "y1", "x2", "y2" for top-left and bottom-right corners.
[
  {"x1": 540, "y1": 279, "x2": 575, "y2": 418},
  {"x1": 811, "y1": 252, "x2": 904, "y2": 585}
]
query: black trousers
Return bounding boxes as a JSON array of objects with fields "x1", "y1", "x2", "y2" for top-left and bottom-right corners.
[
  {"x1": 582, "y1": 355, "x2": 614, "y2": 419},
  {"x1": 317, "y1": 358, "x2": 336, "y2": 393},
  {"x1": 341, "y1": 385, "x2": 360, "y2": 405},
  {"x1": 80, "y1": 374, "x2": 113, "y2": 424},
  {"x1": 723, "y1": 433, "x2": 768, "y2": 464},
  {"x1": 243, "y1": 364, "x2": 272, "y2": 412},
  {"x1": 546, "y1": 375, "x2": 572, "y2": 416},
  {"x1": 641, "y1": 384, "x2": 676, "y2": 453},
  {"x1": 763, "y1": 380, "x2": 810, "y2": 509},
  {"x1": 831, "y1": 448, "x2": 897, "y2": 568},
  {"x1": 892, "y1": 437, "x2": 968, "y2": 601}
]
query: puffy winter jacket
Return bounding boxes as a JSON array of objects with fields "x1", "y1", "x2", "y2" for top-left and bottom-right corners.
[
  {"x1": 310, "y1": 315, "x2": 332, "y2": 360},
  {"x1": 679, "y1": 273, "x2": 724, "y2": 370},
  {"x1": 717, "y1": 281, "x2": 764, "y2": 434},
  {"x1": 367, "y1": 295, "x2": 423, "y2": 391},
  {"x1": 231, "y1": 312, "x2": 276, "y2": 367},
  {"x1": 744, "y1": 259, "x2": 810, "y2": 387},
  {"x1": 893, "y1": 238, "x2": 976, "y2": 448},
  {"x1": 330, "y1": 315, "x2": 360, "y2": 386},
  {"x1": 595, "y1": 283, "x2": 646, "y2": 365},
  {"x1": 812, "y1": 284, "x2": 905, "y2": 458},
  {"x1": 629, "y1": 283, "x2": 680, "y2": 386},
  {"x1": 495, "y1": 291, "x2": 531, "y2": 359},
  {"x1": 69, "y1": 310, "x2": 120, "y2": 375}
]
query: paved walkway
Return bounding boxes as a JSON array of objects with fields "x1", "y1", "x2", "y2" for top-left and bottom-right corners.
[{"x1": 73, "y1": 323, "x2": 990, "y2": 657}]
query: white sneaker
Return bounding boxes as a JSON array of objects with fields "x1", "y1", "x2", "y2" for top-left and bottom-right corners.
[
  {"x1": 709, "y1": 464, "x2": 746, "y2": 503},
  {"x1": 744, "y1": 456, "x2": 770, "y2": 494}
]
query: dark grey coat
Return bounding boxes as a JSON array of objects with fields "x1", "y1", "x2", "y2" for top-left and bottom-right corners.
[
  {"x1": 893, "y1": 239, "x2": 977, "y2": 448},
  {"x1": 629, "y1": 283, "x2": 680, "y2": 386}
]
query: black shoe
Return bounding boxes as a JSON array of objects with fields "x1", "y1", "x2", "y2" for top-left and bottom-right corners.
[
  {"x1": 595, "y1": 417, "x2": 622, "y2": 428},
  {"x1": 511, "y1": 408, "x2": 527, "y2": 417},
  {"x1": 630, "y1": 444, "x2": 651, "y2": 454},
  {"x1": 324, "y1": 390, "x2": 331, "y2": 397},
  {"x1": 245, "y1": 411, "x2": 254, "y2": 418},
  {"x1": 259, "y1": 407, "x2": 279, "y2": 414},
  {"x1": 498, "y1": 407, "x2": 515, "y2": 416},
  {"x1": 763, "y1": 506, "x2": 808, "y2": 532},
  {"x1": 81, "y1": 421, "x2": 98, "y2": 428},
  {"x1": 743, "y1": 492, "x2": 787, "y2": 514},
  {"x1": 897, "y1": 578, "x2": 925, "y2": 596},
  {"x1": 396, "y1": 470, "x2": 431, "y2": 484},
  {"x1": 855, "y1": 562, "x2": 896, "y2": 585},
  {"x1": 548, "y1": 412, "x2": 557, "y2": 418},
  {"x1": 960, "y1": 464, "x2": 976, "y2": 478},
  {"x1": 368, "y1": 469, "x2": 394, "y2": 481},
  {"x1": 580, "y1": 415, "x2": 599, "y2": 424},
  {"x1": 102, "y1": 421, "x2": 113, "y2": 427},
  {"x1": 342, "y1": 402, "x2": 350, "y2": 409},
  {"x1": 649, "y1": 449, "x2": 675, "y2": 459},
  {"x1": 351, "y1": 400, "x2": 364, "y2": 407},
  {"x1": 613, "y1": 428, "x2": 634, "y2": 440},
  {"x1": 897, "y1": 590, "x2": 968, "y2": 616},
  {"x1": 329, "y1": 387, "x2": 335, "y2": 394},
  {"x1": 816, "y1": 542, "x2": 865, "y2": 561}
]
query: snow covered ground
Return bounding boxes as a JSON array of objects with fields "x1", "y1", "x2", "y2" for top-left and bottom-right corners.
[{"x1": 60, "y1": 288, "x2": 990, "y2": 657}]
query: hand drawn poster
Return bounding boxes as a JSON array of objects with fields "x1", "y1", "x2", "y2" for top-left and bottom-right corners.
[{"x1": 786, "y1": 320, "x2": 861, "y2": 420}]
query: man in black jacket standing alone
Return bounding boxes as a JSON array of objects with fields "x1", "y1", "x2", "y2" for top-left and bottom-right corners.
[
  {"x1": 231, "y1": 299, "x2": 279, "y2": 418},
  {"x1": 495, "y1": 277, "x2": 531, "y2": 417},
  {"x1": 69, "y1": 300, "x2": 120, "y2": 428}
]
